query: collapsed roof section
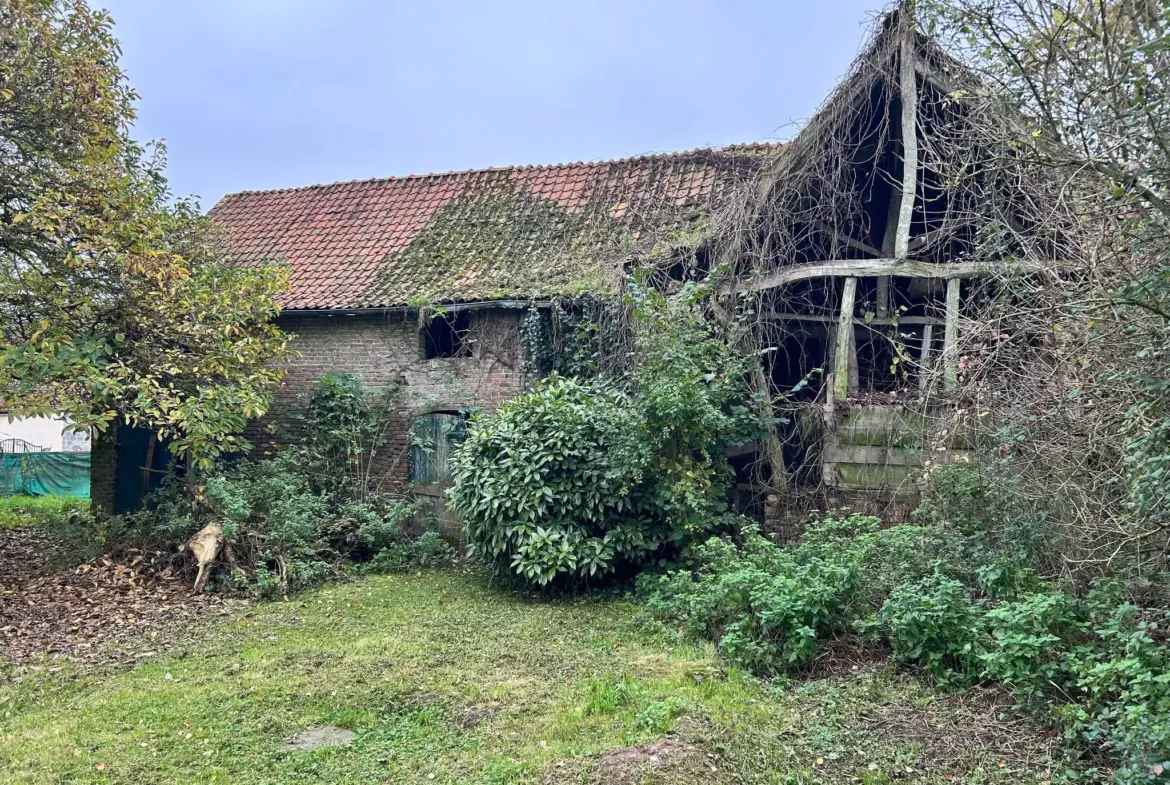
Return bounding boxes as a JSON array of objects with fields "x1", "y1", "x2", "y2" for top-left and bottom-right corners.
[{"x1": 209, "y1": 146, "x2": 774, "y2": 310}]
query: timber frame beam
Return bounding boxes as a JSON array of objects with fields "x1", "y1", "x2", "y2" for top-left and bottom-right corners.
[
  {"x1": 725, "y1": 256, "x2": 1042, "y2": 295},
  {"x1": 759, "y1": 311, "x2": 943, "y2": 327}
]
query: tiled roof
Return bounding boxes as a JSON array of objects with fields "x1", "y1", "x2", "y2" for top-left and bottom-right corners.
[{"x1": 209, "y1": 145, "x2": 778, "y2": 310}]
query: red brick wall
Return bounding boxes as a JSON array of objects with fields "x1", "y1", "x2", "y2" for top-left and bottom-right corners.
[{"x1": 250, "y1": 308, "x2": 526, "y2": 490}]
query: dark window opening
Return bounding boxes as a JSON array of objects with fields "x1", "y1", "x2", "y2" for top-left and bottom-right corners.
[{"x1": 422, "y1": 311, "x2": 471, "y2": 359}]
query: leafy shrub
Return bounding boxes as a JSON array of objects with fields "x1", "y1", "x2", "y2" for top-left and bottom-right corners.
[
  {"x1": 1064, "y1": 600, "x2": 1170, "y2": 782},
  {"x1": 451, "y1": 280, "x2": 760, "y2": 587},
  {"x1": 980, "y1": 590, "x2": 1084, "y2": 702},
  {"x1": 643, "y1": 518, "x2": 875, "y2": 672},
  {"x1": 364, "y1": 528, "x2": 453, "y2": 573},
  {"x1": 870, "y1": 574, "x2": 985, "y2": 685},
  {"x1": 448, "y1": 377, "x2": 658, "y2": 585},
  {"x1": 643, "y1": 505, "x2": 1170, "y2": 780},
  {"x1": 113, "y1": 372, "x2": 437, "y2": 597}
]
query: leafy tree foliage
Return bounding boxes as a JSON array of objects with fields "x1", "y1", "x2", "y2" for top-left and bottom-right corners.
[{"x1": 0, "y1": 0, "x2": 288, "y2": 470}]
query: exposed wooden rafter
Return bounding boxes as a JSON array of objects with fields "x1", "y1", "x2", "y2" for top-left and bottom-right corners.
[{"x1": 760, "y1": 311, "x2": 944, "y2": 327}]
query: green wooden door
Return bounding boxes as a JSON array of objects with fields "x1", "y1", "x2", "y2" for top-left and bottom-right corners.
[{"x1": 409, "y1": 412, "x2": 467, "y2": 486}]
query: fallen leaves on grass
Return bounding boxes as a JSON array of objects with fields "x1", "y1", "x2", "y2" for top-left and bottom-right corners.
[{"x1": 0, "y1": 526, "x2": 243, "y2": 665}]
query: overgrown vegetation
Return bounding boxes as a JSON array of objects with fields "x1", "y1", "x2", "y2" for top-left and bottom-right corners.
[
  {"x1": 0, "y1": 571, "x2": 1069, "y2": 785},
  {"x1": 449, "y1": 278, "x2": 763, "y2": 586},
  {"x1": 642, "y1": 465, "x2": 1170, "y2": 782},
  {"x1": 113, "y1": 373, "x2": 447, "y2": 598},
  {"x1": 901, "y1": 0, "x2": 1170, "y2": 580}
]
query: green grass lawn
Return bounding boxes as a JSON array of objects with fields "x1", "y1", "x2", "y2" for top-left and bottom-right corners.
[
  {"x1": 0, "y1": 570, "x2": 1067, "y2": 785},
  {"x1": 0, "y1": 495, "x2": 88, "y2": 530}
]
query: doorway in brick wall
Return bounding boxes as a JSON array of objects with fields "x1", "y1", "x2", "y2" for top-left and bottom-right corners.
[{"x1": 409, "y1": 411, "x2": 468, "y2": 540}]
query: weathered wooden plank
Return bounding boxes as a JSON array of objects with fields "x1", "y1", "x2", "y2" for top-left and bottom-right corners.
[
  {"x1": 918, "y1": 322, "x2": 934, "y2": 390},
  {"x1": 834, "y1": 277, "x2": 858, "y2": 401},
  {"x1": 761, "y1": 311, "x2": 945, "y2": 326},
  {"x1": 823, "y1": 443, "x2": 969, "y2": 468},
  {"x1": 830, "y1": 462, "x2": 917, "y2": 491}
]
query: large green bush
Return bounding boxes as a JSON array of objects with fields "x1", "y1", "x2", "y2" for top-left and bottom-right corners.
[
  {"x1": 644, "y1": 525, "x2": 861, "y2": 671},
  {"x1": 448, "y1": 377, "x2": 657, "y2": 585},
  {"x1": 640, "y1": 514, "x2": 969, "y2": 672},
  {"x1": 873, "y1": 574, "x2": 985, "y2": 685},
  {"x1": 449, "y1": 279, "x2": 761, "y2": 587}
]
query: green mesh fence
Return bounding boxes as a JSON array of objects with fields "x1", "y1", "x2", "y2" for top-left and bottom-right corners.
[{"x1": 0, "y1": 452, "x2": 90, "y2": 498}]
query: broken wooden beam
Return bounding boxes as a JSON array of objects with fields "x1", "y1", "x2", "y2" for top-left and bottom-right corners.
[
  {"x1": 895, "y1": 28, "x2": 919, "y2": 260},
  {"x1": 810, "y1": 220, "x2": 880, "y2": 257}
]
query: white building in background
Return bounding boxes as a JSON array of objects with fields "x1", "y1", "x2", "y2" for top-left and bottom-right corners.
[{"x1": 0, "y1": 415, "x2": 90, "y2": 452}]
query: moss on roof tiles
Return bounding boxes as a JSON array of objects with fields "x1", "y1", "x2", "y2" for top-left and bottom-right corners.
[{"x1": 211, "y1": 145, "x2": 776, "y2": 309}]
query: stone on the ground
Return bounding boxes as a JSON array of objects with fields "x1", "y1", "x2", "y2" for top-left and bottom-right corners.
[{"x1": 283, "y1": 726, "x2": 356, "y2": 751}]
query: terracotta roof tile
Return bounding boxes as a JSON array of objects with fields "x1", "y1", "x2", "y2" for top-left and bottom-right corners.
[{"x1": 210, "y1": 144, "x2": 779, "y2": 310}]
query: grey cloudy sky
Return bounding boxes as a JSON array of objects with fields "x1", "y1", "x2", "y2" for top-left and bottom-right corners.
[{"x1": 101, "y1": 0, "x2": 886, "y2": 207}]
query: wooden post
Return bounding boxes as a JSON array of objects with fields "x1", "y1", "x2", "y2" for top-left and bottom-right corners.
[
  {"x1": 918, "y1": 322, "x2": 934, "y2": 390},
  {"x1": 834, "y1": 276, "x2": 858, "y2": 401},
  {"x1": 895, "y1": 26, "x2": 919, "y2": 260},
  {"x1": 848, "y1": 328, "x2": 860, "y2": 397},
  {"x1": 140, "y1": 432, "x2": 157, "y2": 504},
  {"x1": 943, "y1": 278, "x2": 960, "y2": 391}
]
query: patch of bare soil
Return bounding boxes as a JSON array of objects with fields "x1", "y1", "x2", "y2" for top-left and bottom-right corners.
[
  {"x1": 0, "y1": 526, "x2": 243, "y2": 666},
  {"x1": 457, "y1": 702, "x2": 500, "y2": 729},
  {"x1": 589, "y1": 738, "x2": 703, "y2": 784}
]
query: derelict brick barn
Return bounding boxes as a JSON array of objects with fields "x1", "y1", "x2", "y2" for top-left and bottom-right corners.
[
  {"x1": 203, "y1": 149, "x2": 770, "y2": 517},
  {"x1": 94, "y1": 13, "x2": 1047, "y2": 530}
]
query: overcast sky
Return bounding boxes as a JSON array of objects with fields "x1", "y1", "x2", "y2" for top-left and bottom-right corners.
[{"x1": 101, "y1": 0, "x2": 886, "y2": 207}]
